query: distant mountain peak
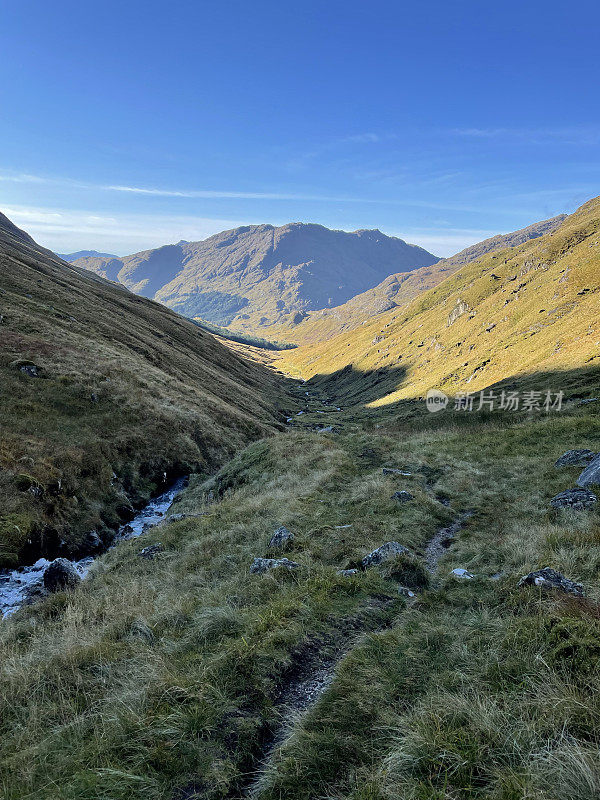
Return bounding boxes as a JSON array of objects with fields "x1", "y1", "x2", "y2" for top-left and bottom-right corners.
[
  {"x1": 59, "y1": 249, "x2": 118, "y2": 262},
  {"x1": 72, "y1": 221, "x2": 438, "y2": 329}
]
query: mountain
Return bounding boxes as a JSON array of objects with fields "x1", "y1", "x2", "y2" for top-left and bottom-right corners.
[
  {"x1": 266, "y1": 214, "x2": 567, "y2": 345},
  {"x1": 58, "y1": 249, "x2": 118, "y2": 262},
  {"x1": 277, "y1": 199, "x2": 598, "y2": 403},
  {"x1": 2, "y1": 205, "x2": 600, "y2": 800},
  {"x1": 72, "y1": 222, "x2": 438, "y2": 329},
  {"x1": 0, "y1": 211, "x2": 287, "y2": 568}
]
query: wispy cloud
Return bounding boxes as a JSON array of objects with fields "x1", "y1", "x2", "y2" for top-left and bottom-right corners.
[
  {"x1": 4, "y1": 202, "x2": 510, "y2": 259},
  {"x1": 0, "y1": 169, "x2": 380, "y2": 204},
  {"x1": 0, "y1": 172, "x2": 55, "y2": 185},
  {"x1": 451, "y1": 126, "x2": 600, "y2": 145},
  {"x1": 103, "y1": 184, "x2": 363, "y2": 202},
  {"x1": 390, "y1": 227, "x2": 501, "y2": 257},
  {"x1": 2, "y1": 204, "x2": 250, "y2": 255}
]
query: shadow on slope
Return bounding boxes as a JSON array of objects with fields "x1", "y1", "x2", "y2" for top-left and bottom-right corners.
[{"x1": 306, "y1": 362, "x2": 600, "y2": 430}]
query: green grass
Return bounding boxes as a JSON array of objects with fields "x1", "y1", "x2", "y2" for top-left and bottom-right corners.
[
  {"x1": 2, "y1": 205, "x2": 600, "y2": 799},
  {"x1": 1, "y1": 400, "x2": 600, "y2": 798}
]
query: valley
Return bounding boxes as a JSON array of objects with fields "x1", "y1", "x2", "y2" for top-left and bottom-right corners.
[{"x1": 0, "y1": 201, "x2": 599, "y2": 800}]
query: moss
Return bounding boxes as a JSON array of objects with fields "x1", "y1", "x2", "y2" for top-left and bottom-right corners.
[{"x1": 0, "y1": 512, "x2": 35, "y2": 567}]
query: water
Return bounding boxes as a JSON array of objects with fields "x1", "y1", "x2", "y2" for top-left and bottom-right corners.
[{"x1": 0, "y1": 477, "x2": 186, "y2": 618}]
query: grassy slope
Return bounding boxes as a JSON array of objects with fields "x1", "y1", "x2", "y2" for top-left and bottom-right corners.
[
  {"x1": 1, "y1": 394, "x2": 600, "y2": 799},
  {"x1": 1, "y1": 204, "x2": 600, "y2": 800},
  {"x1": 276, "y1": 198, "x2": 600, "y2": 403},
  {"x1": 0, "y1": 213, "x2": 287, "y2": 567},
  {"x1": 265, "y1": 214, "x2": 566, "y2": 346}
]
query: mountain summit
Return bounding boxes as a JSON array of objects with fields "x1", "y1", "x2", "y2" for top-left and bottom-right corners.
[{"x1": 72, "y1": 222, "x2": 438, "y2": 329}]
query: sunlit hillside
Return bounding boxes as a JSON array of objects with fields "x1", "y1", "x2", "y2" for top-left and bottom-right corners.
[{"x1": 277, "y1": 198, "x2": 599, "y2": 406}]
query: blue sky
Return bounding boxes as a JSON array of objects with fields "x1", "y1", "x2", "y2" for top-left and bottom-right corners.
[{"x1": 1, "y1": 0, "x2": 599, "y2": 256}]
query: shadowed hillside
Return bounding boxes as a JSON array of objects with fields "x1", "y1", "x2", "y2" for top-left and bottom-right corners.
[{"x1": 0, "y1": 212, "x2": 288, "y2": 567}]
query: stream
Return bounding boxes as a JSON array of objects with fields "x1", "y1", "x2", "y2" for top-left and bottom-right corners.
[{"x1": 0, "y1": 477, "x2": 187, "y2": 618}]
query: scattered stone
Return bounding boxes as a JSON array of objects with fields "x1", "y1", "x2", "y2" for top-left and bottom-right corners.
[
  {"x1": 90, "y1": 392, "x2": 99, "y2": 403},
  {"x1": 250, "y1": 557, "x2": 299, "y2": 575},
  {"x1": 337, "y1": 568, "x2": 359, "y2": 577},
  {"x1": 139, "y1": 543, "x2": 164, "y2": 559},
  {"x1": 550, "y1": 487, "x2": 597, "y2": 509},
  {"x1": 382, "y1": 467, "x2": 413, "y2": 476},
  {"x1": 316, "y1": 426, "x2": 334, "y2": 434},
  {"x1": 554, "y1": 449, "x2": 596, "y2": 467},
  {"x1": 451, "y1": 568, "x2": 474, "y2": 580},
  {"x1": 334, "y1": 524, "x2": 352, "y2": 529},
  {"x1": 579, "y1": 398, "x2": 598, "y2": 405},
  {"x1": 269, "y1": 526, "x2": 295, "y2": 549},
  {"x1": 576, "y1": 454, "x2": 600, "y2": 488},
  {"x1": 392, "y1": 490, "x2": 414, "y2": 503},
  {"x1": 20, "y1": 363, "x2": 40, "y2": 377},
  {"x1": 43, "y1": 558, "x2": 81, "y2": 592},
  {"x1": 362, "y1": 541, "x2": 410, "y2": 568},
  {"x1": 518, "y1": 567, "x2": 584, "y2": 597},
  {"x1": 397, "y1": 586, "x2": 416, "y2": 598}
]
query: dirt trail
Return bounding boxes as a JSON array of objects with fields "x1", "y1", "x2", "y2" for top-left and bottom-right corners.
[{"x1": 424, "y1": 511, "x2": 473, "y2": 575}]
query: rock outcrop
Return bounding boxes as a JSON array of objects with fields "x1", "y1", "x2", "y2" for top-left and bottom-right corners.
[
  {"x1": 43, "y1": 559, "x2": 82, "y2": 592},
  {"x1": 518, "y1": 567, "x2": 584, "y2": 597},
  {"x1": 550, "y1": 488, "x2": 597, "y2": 510},
  {"x1": 576, "y1": 455, "x2": 600, "y2": 488},
  {"x1": 362, "y1": 541, "x2": 410, "y2": 568},
  {"x1": 269, "y1": 526, "x2": 295, "y2": 549},
  {"x1": 250, "y1": 557, "x2": 299, "y2": 575},
  {"x1": 554, "y1": 449, "x2": 596, "y2": 468}
]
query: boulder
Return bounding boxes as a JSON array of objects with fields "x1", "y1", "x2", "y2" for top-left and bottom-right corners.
[
  {"x1": 139, "y1": 543, "x2": 164, "y2": 559},
  {"x1": 576, "y1": 454, "x2": 600, "y2": 488},
  {"x1": 14, "y1": 360, "x2": 41, "y2": 378},
  {"x1": 554, "y1": 449, "x2": 596, "y2": 468},
  {"x1": 250, "y1": 557, "x2": 299, "y2": 575},
  {"x1": 550, "y1": 487, "x2": 597, "y2": 510},
  {"x1": 337, "y1": 568, "x2": 359, "y2": 577},
  {"x1": 269, "y1": 526, "x2": 295, "y2": 549},
  {"x1": 43, "y1": 558, "x2": 81, "y2": 592},
  {"x1": 392, "y1": 491, "x2": 414, "y2": 503},
  {"x1": 518, "y1": 567, "x2": 584, "y2": 597},
  {"x1": 362, "y1": 541, "x2": 410, "y2": 568}
]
